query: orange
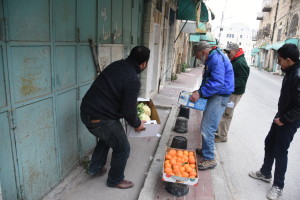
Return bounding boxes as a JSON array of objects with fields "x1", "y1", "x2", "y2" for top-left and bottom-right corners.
[
  {"x1": 172, "y1": 165, "x2": 179, "y2": 170},
  {"x1": 169, "y1": 149, "x2": 177, "y2": 156},
  {"x1": 189, "y1": 175, "x2": 196, "y2": 179},
  {"x1": 189, "y1": 164, "x2": 196, "y2": 169},
  {"x1": 165, "y1": 154, "x2": 172, "y2": 160},
  {"x1": 182, "y1": 172, "x2": 189, "y2": 178},
  {"x1": 189, "y1": 171, "x2": 197, "y2": 177},
  {"x1": 175, "y1": 172, "x2": 182, "y2": 177},
  {"x1": 188, "y1": 152, "x2": 194, "y2": 156},
  {"x1": 170, "y1": 158, "x2": 177, "y2": 165},
  {"x1": 173, "y1": 168, "x2": 180, "y2": 173},
  {"x1": 164, "y1": 163, "x2": 172, "y2": 168},
  {"x1": 179, "y1": 167, "x2": 186, "y2": 173},
  {"x1": 188, "y1": 157, "x2": 196, "y2": 164},
  {"x1": 164, "y1": 167, "x2": 172, "y2": 174},
  {"x1": 177, "y1": 150, "x2": 183, "y2": 157},
  {"x1": 183, "y1": 150, "x2": 189, "y2": 156},
  {"x1": 183, "y1": 164, "x2": 190, "y2": 169},
  {"x1": 185, "y1": 166, "x2": 193, "y2": 173}
]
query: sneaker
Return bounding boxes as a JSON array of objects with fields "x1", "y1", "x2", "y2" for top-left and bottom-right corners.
[
  {"x1": 198, "y1": 160, "x2": 217, "y2": 170},
  {"x1": 249, "y1": 170, "x2": 272, "y2": 183},
  {"x1": 214, "y1": 137, "x2": 227, "y2": 143},
  {"x1": 87, "y1": 167, "x2": 107, "y2": 176},
  {"x1": 267, "y1": 186, "x2": 283, "y2": 200}
]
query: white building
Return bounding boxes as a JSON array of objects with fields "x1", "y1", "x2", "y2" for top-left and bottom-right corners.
[{"x1": 214, "y1": 23, "x2": 256, "y2": 64}]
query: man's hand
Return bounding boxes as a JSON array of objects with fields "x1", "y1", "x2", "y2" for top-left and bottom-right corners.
[
  {"x1": 135, "y1": 120, "x2": 146, "y2": 132},
  {"x1": 274, "y1": 118, "x2": 284, "y2": 126},
  {"x1": 190, "y1": 90, "x2": 200, "y2": 102}
]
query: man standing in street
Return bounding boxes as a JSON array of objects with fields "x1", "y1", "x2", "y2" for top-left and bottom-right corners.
[
  {"x1": 80, "y1": 46, "x2": 150, "y2": 189},
  {"x1": 215, "y1": 43, "x2": 250, "y2": 143},
  {"x1": 191, "y1": 41, "x2": 234, "y2": 170},
  {"x1": 249, "y1": 44, "x2": 300, "y2": 200}
]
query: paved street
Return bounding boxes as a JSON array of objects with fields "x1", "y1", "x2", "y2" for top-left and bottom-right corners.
[{"x1": 213, "y1": 67, "x2": 300, "y2": 200}]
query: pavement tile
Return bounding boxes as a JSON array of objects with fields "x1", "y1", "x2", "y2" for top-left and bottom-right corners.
[{"x1": 151, "y1": 67, "x2": 214, "y2": 200}]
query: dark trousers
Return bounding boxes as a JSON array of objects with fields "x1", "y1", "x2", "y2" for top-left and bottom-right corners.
[
  {"x1": 80, "y1": 112, "x2": 130, "y2": 186},
  {"x1": 260, "y1": 120, "x2": 300, "y2": 189}
]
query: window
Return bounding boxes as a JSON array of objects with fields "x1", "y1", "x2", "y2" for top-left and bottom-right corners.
[
  {"x1": 232, "y1": 34, "x2": 235, "y2": 38},
  {"x1": 239, "y1": 42, "x2": 241, "y2": 45},
  {"x1": 277, "y1": 28, "x2": 282, "y2": 41},
  {"x1": 288, "y1": 14, "x2": 299, "y2": 37},
  {"x1": 240, "y1": 35, "x2": 243, "y2": 38}
]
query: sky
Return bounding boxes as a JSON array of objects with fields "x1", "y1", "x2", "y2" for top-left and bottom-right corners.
[{"x1": 205, "y1": 0, "x2": 264, "y2": 30}]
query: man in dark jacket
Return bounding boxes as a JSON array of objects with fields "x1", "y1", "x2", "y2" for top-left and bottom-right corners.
[
  {"x1": 191, "y1": 41, "x2": 234, "y2": 170},
  {"x1": 249, "y1": 44, "x2": 300, "y2": 200},
  {"x1": 215, "y1": 43, "x2": 250, "y2": 143},
  {"x1": 80, "y1": 46, "x2": 150, "y2": 189}
]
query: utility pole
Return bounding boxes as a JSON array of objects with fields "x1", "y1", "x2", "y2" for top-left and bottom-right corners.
[{"x1": 218, "y1": 0, "x2": 228, "y2": 46}]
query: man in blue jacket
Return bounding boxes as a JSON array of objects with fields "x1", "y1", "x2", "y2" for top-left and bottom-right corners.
[{"x1": 191, "y1": 41, "x2": 234, "y2": 170}]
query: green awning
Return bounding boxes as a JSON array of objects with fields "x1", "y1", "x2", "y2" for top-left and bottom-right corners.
[
  {"x1": 271, "y1": 41, "x2": 285, "y2": 50},
  {"x1": 251, "y1": 48, "x2": 260, "y2": 53},
  {"x1": 285, "y1": 38, "x2": 299, "y2": 46},
  {"x1": 200, "y1": 32, "x2": 214, "y2": 41},
  {"x1": 265, "y1": 44, "x2": 273, "y2": 50},
  {"x1": 208, "y1": 40, "x2": 217, "y2": 45},
  {"x1": 259, "y1": 43, "x2": 269, "y2": 49},
  {"x1": 177, "y1": 0, "x2": 211, "y2": 22},
  {"x1": 189, "y1": 34, "x2": 200, "y2": 42},
  {"x1": 190, "y1": 32, "x2": 215, "y2": 42}
]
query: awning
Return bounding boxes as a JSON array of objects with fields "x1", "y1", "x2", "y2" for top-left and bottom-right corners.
[
  {"x1": 208, "y1": 40, "x2": 217, "y2": 45},
  {"x1": 177, "y1": 0, "x2": 212, "y2": 22},
  {"x1": 251, "y1": 48, "x2": 261, "y2": 53},
  {"x1": 271, "y1": 41, "x2": 285, "y2": 50},
  {"x1": 259, "y1": 43, "x2": 270, "y2": 49},
  {"x1": 265, "y1": 44, "x2": 273, "y2": 50},
  {"x1": 189, "y1": 34, "x2": 200, "y2": 42},
  {"x1": 200, "y1": 32, "x2": 214, "y2": 41},
  {"x1": 285, "y1": 38, "x2": 299, "y2": 46},
  {"x1": 189, "y1": 32, "x2": 215, "y2": 42}
]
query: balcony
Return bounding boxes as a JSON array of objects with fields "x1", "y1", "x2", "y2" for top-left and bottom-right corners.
[
  {"x1": 257, "y1": 12, "x2": 264, "y2": 20},
  {"x1": 262, "y1": 0, "x2": 272, "y2": 12}
]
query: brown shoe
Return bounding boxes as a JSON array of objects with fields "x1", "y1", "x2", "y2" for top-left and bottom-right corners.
[{"x1": 109, "y1": 179, "x2": 134, "y2": 189}]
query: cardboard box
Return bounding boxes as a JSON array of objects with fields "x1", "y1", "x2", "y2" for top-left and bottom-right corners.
[
  {"x1": 162, "y1": 147, "x2": 199, "y2": 186},
  {"x1": 125, "y1": 99, "x2": 161, "y2": 137},
  {"x1": 178, "y1": 91, "x2": 207, "y2": 111}
]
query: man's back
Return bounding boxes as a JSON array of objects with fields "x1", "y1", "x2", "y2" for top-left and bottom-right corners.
[
  {"x1": 201, "y1": 48, "x2": 234, "y2": 98},
  {"x1": 81, "y1": 58, "x2": 141, "y2": 127}
]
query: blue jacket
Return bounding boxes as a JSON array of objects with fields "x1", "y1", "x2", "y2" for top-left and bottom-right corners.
[{"x1": 199, "y1": 48, "x2": 234, "y2": 98}]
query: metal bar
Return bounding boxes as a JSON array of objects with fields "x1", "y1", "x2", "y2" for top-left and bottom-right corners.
[{"x1": 174, "y1": 20, "x2": 187, "y2": 43}]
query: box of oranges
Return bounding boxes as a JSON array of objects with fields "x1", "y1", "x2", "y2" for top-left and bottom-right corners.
[{"x1": 162, "y1": 147, "x2": 199, "y2": 185}]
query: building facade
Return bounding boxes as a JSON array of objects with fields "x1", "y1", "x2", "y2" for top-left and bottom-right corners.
[
  {"x1": 253, "y1": 0, "x2": 300, "y2": 73},
  {"x1": 216, "y1": 23, "x2": 256, "y2": 64}
]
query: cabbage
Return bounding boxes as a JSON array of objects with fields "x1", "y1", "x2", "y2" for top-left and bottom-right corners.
[{"x1": 139, "y1": 113, "x2": 151, "y2": 121}]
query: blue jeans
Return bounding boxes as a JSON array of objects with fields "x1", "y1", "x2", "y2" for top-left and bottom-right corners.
[
  {"x1": 80, "y1": 112, "x2": 130, "y2": 186},
  {"x1": 201, "y1": 94, "x2": 230, "y2": 160},
  {"x1": 260, "y1": 120, "x2": 300, "y2": 189}
]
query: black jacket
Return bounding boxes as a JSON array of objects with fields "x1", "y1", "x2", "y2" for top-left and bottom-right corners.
[
  {"x1": 80, "y1": 57, "x2": 141, "y2": 128},
  {"x1": 277, "y1": 61, "x2": 300, "y2": 124}
]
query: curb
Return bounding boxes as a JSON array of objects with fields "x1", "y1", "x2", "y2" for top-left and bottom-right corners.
[{"x1": 138, "y1": 105, "x2": 178, "y2": 200}]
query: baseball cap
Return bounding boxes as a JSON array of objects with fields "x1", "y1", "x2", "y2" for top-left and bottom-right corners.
[
  {"x1": 193, "y1": 41, "x2": 211, "y2": 55},
  {"x1": 225, "y1": 43, "x2": 239, "y2": 51}
]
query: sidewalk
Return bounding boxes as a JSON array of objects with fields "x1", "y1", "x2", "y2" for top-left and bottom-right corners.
[
  {"x1": 43, "y1": 67, "x2": 213, "y2": 200},
  {"x1": 138, "y1": 67, "x2": 214, "y2": 200}
]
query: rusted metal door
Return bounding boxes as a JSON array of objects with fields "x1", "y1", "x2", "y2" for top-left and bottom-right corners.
[{"x1": 0, "y1": 0, "x2": 144, "y2": 199}]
